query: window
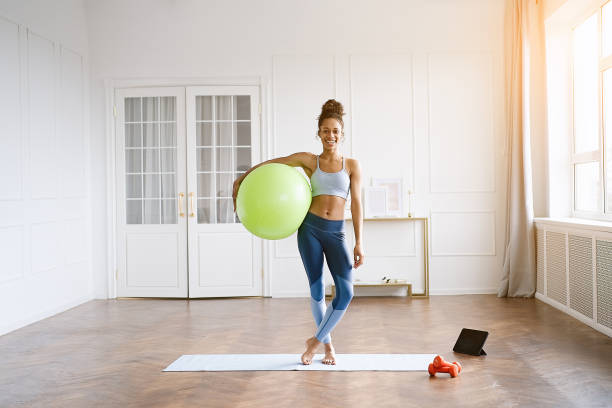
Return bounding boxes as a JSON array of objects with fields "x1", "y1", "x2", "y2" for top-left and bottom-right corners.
[
  {"x1": 572, "y1": 2, "x2": 612, "y2": 218},
  {"x1": 125, "y1": 96, "x2": 178, "y2": 224},
  {"x1": 195, "y1": 95, "x2": 252, "y2": 224}
]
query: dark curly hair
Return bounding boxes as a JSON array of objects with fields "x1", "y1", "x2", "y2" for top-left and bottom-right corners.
[{"x1": 317, "y1": 99, "x2": 345, "y2": 131}]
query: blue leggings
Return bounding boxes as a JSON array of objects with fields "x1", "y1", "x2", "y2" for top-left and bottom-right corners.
[{"x1": 297, "y1": 212, "x2": 353, "y2": 344}]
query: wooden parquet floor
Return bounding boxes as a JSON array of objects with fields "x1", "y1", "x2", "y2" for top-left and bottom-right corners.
[{"x1": 0, "y1": 295, "x2": 611, "y2": 407}]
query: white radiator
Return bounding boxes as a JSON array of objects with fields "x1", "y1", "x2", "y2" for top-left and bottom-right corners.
[{"x1": 535, "y1": 220, "x2": 612, "y2": 338}]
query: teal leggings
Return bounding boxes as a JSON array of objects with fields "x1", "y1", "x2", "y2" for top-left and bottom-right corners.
[{"x1": 297, "y1": 212, "x2": 354, "y2": 344}]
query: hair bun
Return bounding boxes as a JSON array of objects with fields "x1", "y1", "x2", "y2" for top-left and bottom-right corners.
[{"x1": 321, "y1": 99, "x2": 345, "y2": 117}]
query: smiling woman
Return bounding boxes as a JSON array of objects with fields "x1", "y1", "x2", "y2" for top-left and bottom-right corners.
[{"x1": 232, "y1": 99, "x2": 363, "y2": 366}]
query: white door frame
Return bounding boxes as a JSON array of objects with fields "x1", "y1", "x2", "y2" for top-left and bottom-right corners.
[{"x1": 104, "y1": 77, "x2": 272, "y2": 299}]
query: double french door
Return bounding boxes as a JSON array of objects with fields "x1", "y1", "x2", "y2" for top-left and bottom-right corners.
[{"x1": 115, "y1": 86, "x2": 262, "y2": 298}]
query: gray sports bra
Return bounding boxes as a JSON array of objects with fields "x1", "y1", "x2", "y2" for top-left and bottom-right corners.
[{"x1": 310, "y1": 155, "x2": 350, "y2": 199}]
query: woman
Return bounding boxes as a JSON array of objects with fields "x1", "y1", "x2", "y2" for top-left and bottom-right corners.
[{"x1": 232, "y1": 99, "x2": 363, "y2": 365}]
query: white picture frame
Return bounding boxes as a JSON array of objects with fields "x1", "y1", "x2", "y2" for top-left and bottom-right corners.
[
  {"x1": 364, "y1": 186, "x2": 387, "y2": 218},
  {"x1": 372, "y1": 178, "x2": 402, "y2": 217}
]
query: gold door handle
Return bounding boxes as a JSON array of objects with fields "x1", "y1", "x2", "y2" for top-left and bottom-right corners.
[
  {"x1": 189, "y1": 192, "x2": 195, "y2": 217},
  {"x1": 178, "y1": 193, "x2": 185, "y2": 217}
]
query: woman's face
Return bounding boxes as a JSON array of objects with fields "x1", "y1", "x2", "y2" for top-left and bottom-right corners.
[{"x1": 318, "y1": 118, "x2": 343, "y2": 151}]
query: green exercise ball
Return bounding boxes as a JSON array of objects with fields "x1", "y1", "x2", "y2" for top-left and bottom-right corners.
[{"x1": 236, "y1": 163, "x2": 312, "y2": 240}]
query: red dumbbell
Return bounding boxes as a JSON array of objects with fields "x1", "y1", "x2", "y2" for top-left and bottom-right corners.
[
  {"x1": 433, "y1": 355, "x2": 462, "y2": 372},
  {"x1": 428, "y1": 355, "x2": 462, "y2": 377}
]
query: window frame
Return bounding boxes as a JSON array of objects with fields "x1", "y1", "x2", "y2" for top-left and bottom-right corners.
[{"x1": 571, "y1": 2, "x2": 612, "y2": 221}]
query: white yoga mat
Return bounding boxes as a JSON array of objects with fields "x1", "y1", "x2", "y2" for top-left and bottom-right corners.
[{"x1": 163, "y1": 354, "x2": 437, "y2": 371}]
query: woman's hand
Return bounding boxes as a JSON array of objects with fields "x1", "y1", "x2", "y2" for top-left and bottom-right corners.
[
  {"x1": 353, "y1": 244, "x2": 364, "y2": 268},
  {"x1": 232, "y1": 177, "x2": 243, "y2": 212}
]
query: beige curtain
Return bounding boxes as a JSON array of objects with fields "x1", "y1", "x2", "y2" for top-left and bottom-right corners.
[{"x1": 498, "y1": 0, "x2": 548, "y2": 297}]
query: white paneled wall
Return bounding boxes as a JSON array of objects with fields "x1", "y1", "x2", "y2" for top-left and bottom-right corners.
[
  {"x1": 271, "y1": 52, "x2": 503, "y2": 296},
  {"x1": 86, "y1": 0, "x2": 506, "y2": 298},
  {"x1": 428, "y1": 53, "x2": 495, "y2": 193},
  {"x1": 351, "y1": 54, "x2": 414, "y2": 190},
  {"x1": 270, "y1": 55, "x2": 338, "y2": 296},
  {"x1": 0, "y1": 6, "x2": 91, "y2": 336},
  {"x1": 0, "y1": 17, "x2": 21, "y2": 201}
]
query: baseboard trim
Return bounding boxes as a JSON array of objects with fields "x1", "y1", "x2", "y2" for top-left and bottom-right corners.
[
  {"x1": 273, "y1": 288, "x2": 499, "y2": 297},
  {"x1": 0, "y1": 295, "x2": 94, "y2": 337},
  {"x1": 535, "y1": 293, "x2": 612, "y2": 338},
  {"x1": 429, "y1": 288, "x2": 498, "y2": 295}
]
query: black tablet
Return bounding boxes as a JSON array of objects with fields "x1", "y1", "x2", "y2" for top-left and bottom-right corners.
[{"x1": 452, "y1": 328, "x2": 488, "y2": 356}]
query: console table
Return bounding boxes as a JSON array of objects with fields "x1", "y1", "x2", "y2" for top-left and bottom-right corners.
[{"x1": 334, "y1": 217, "x2": 430, "y2": 298}]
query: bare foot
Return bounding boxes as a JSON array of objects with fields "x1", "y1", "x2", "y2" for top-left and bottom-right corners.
[
  {"x1": 322, "y1": 343, "x2": 336, "y2": 365},
  {"x1": 301, "y1": 336, "x2": 321, "y2": 365}
]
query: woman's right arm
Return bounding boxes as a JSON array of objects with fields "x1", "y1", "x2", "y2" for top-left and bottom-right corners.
[{"x1": 232, "y1": 152, "x2": 312, "y2": 211}]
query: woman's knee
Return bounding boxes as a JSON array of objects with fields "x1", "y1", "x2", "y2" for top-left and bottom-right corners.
[
  {"x1": 334, "y1": 284, "x2": 353, "y2": 310},
  {"x1": 309, "y1": 280, "x2": 325, "y2": 302}
]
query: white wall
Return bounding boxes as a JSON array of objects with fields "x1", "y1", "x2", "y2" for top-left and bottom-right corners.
[
  {"x1": 86, "y1": 0, "x2": 506, "y2": 298},
  {"x1": 0, "y1": 0, "x2": 91, "y2": 335}
]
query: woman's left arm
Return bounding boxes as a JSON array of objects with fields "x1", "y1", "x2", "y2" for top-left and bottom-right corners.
[{"x1": 349, "y1": 159, "x2": 364, "y2": 268}]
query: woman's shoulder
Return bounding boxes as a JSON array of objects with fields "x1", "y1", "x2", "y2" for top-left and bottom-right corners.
[
  {"x1": 345, "y1": 157, "x2": 360, "y2": 168},
  {"x1": 290, "y1": 152, "x2": 316, "y2": 161},
  {"x1": 289, "y1": 152, "x2": 317, "y2": 174},
  {"x1": 344, "y1": 157, "x2": 360, "y2": 176}
]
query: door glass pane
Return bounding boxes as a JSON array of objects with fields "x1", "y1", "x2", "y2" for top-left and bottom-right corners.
[
  {"x1": 216, "y1": 173, "x2": 233, "y2": 198},
  {"x1": 143, "y1": 97, "x2": 159, "y2": 121},
  {"x1": 603, "y1": 2, "x2": 612, "y2": 58},
  {"x1": 125, "y1": 98, "x2": 141, "y2": 122},
  {"x1": 160, "y1": 97, "x2": 175, "y2": 121},
  {"x1": 127, "y1": 200, "x2": 142, "y2": 224},
  {"x1": 196, "y1": 96, "x2": 212, "y2": 121},
  {"x1": 236, "y1": 95, "x2": 250, "y2": 120},
  {"x1": 573, "y1": 13, "x2": 599, "y2": 153},
  {"x1": 144, "y1": 199, "x2": 161, "y2": 224},
  {"x1": 197, "y1": 123, "x2": 213, "y2": 146},
  {"x1": 198, "y1": 174, "x2": 213, "y2": 197},
  {"x1": 143, "y1": 123, "x2": 159, "y2": 147},
  {"x1": 126, "y1": 175, "x2": 142, "y2": 198},
  {"x1": 236, "y1": 122, "x2": 250, "y2": 146},
  {"x1": 160, "y1": 148, "x2": 176, "y2": 172},
  {"x1": 125, "y1": 124, "x2": 142, "y2": 147},
  {"x1": 124, "y1": 95, "x2": 178, "y2": 225},
  {"x1": 236, "y1": 147, "x2": 251, "y2": 172},
  {"x1": 144, "y1": 174, "x2": 160, "y2": 198},
  {"x1": 161, "y1": 174, "x2": 176, "y2": 198},
  {"x1": 217, "y1": 198, "x2": 233, "y2": 223},
  {"x1": 196, "y1": 94, "x2": 252, "y2": 224},
  {"x1": 160, "y1": 123, "x2": 175, "y2": 147},
  {"x1": 197, "y1": 199, "x2": 213, "y2": 223},
  {"x1": 216, "y1": 123, "x2": 233, "y2": 146},
  {"x1": 575, "y1": 162, "x2": 600, "y2": 212},
  {"x1": 216, "y1": 147, "x2": 232, "y2": 171},
  {"x1": 143, "y1": 149, "x2": 160, "y2": 172},
  {"x1": 126, "y1": 149, "x2": 142, "y2": 173},
  {"x1": 197, "y1": 148, "x2": 213, "y2": 171},
  {"x1": 161, "y1": 199, "x2": 177, "y2": 224},
  {"x1": 216, "y1": 96, "x2": 232, "y2": 120}
]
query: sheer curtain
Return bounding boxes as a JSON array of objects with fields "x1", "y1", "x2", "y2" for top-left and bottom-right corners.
[{"x1": 498, "y1": 0, "x2": 548, "y2": 297}]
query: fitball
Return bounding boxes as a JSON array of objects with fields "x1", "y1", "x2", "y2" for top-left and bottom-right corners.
[{"x1": 236, "y1": 163, "x2": 312, "y2": 240}]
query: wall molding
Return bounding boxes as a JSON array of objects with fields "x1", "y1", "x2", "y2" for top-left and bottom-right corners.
[
  {"x1": 0, "y1": 225, "x2": 24, "y2": 283},
  {"x1": 430, "y1": 210, "x2": 496, "y2": 256},
  {"x1": 426, "y1": 51, "x2": 496, "y2": 194}
]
